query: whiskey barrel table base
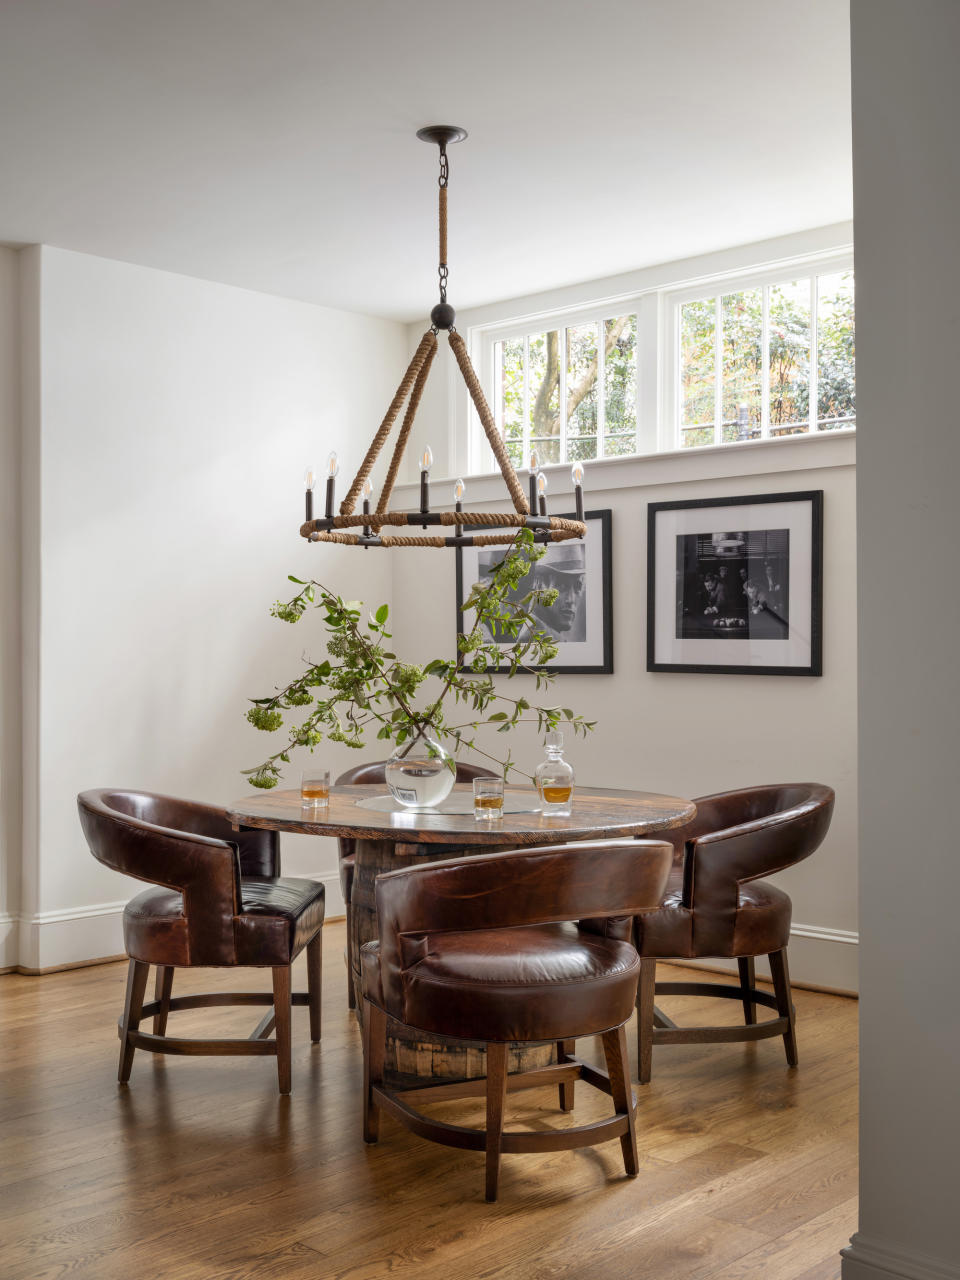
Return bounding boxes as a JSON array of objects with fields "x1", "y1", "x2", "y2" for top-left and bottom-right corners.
[{"x1": 349, "y1": 836, "x2": 554, "y2": 1083}]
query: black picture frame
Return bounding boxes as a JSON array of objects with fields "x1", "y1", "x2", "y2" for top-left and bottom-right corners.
[
  {"x1": 455, "y1": 508, "x2": 613, "y2": 675},
  {"x1": 647, "y1": 490, "x2": 823, "y2": 676}
]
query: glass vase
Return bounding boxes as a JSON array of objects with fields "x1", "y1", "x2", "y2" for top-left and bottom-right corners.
[{"x1": 385, "y1": 726, "x2": 455, "y2": 809}]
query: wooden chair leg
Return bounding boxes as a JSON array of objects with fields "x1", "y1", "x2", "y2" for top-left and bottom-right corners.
[
  {"x1": 738, "y1": 956, "x2": 757, "y2": 1025},
  {"x1": 362, "y1": 999, "x2": 386, "y2": 1143},
  {"x1": 306, "y1": 933, "x2": 323, "y2": 1043},
  {"x1": 636, "y1": 956, "x2": 656, "y2": 1084},
  {"x1": 485, "y1": 1042, "x2": 508, "y2": 1202},
  {"x1": 272, "y1": 966, "x2": 292, "y2": 1094},
  {"x1": 557, "y1": 1039, "x2": 576, "y2": 1111},
  {"x1": 769, "y1": 947, "x2": 798, "y2": 1067},
  {"x1": 153, "y1": 965, "x2": 174, "y2": 1035},
  {"x1": 118, "y1": 959, "x2": 149, "y2": 1084},
  {"x1": 345, "y1": 903, "x2": 356, "y2": 1011},
  {"x1": 602, "y1": 1024, "x2": 639, "y2": 1177}
]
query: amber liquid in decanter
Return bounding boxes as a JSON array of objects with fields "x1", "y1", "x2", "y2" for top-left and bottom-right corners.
[{"x1": 535, "y1": 731, "x2": 575, "y2": 817}]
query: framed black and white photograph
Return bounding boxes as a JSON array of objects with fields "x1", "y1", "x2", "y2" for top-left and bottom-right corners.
[
  {"x1": 456, "y1": 509, "x2": 613, "y2": 674},
  {"x1": 647, "y1": 491, "x2": 823, "y2": 676}
]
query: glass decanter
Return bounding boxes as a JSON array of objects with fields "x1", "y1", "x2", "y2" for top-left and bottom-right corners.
[
  {"x1": 535, "y1": 730, "x2": 575, "y2": 816},
  {"x1": 384, "y1": 725, "x2": 455, "y2": 809}
]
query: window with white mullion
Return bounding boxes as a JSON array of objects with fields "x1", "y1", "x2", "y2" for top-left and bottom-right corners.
[
  {"x1": 493, "y1": 340, "x2": 504, "y2": 438},
  {"x1": 522, "y1": 334, "x2": 531, "y2": 467},
  {"x1": 480, "y1": 247, "x2": 851, "y2": 465},
  {"x1": 558, "y1": 326, "x2": 568, "y2": 466},
  {"x1": 713, "y1": 295, "x2": 723, "y2": 447},
  {"x1": 594, "y1": 321, "x2": 605, "y2": 459},
  {"x1": 809, "y1": 275, "x2": 819, "y2": 434},
  {"x1": 760, "y1": 284, "x2": 771, "y2": 439}
]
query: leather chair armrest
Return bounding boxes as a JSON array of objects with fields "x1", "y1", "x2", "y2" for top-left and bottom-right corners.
[{"x1": 684, "y1": 791, "x2": 835, "y2": 913}]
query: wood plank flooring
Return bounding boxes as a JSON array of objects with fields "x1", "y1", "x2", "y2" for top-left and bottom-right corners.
[{"x1": 0, "y1": 922, "x2": 858, "y2": 1279}]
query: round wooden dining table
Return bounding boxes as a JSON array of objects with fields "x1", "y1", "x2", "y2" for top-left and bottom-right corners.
[{"x1": 227, "y1": 783, "x2": 695, "y2": 1085}]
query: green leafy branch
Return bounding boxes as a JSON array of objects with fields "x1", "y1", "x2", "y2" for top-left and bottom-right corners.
[{"x1": 242, "y1": 529, "x2": 595, "y2": 789}]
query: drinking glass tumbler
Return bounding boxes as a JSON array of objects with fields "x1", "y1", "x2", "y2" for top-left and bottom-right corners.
[
  {"x1": 473, "y1": 777, "x2": 504, "y2": 820},
  {"x1": 301, "y1": 768, "x2": 331, "y2": 806}
]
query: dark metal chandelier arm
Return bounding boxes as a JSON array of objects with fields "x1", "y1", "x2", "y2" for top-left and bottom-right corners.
[
  {"x1": 377, "y1": 335, "x2": 438, "y2": 514},
  {"x1": 447, "y1": 332, "x2": 530, "y2": 515},
  {"x1": 340, "y1": 330, "x2": 436, "y2": 515}
]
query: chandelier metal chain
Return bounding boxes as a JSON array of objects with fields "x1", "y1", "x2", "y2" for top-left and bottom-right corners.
[
  {"x1": 437, "y1": 142, "x2": 449, "y2": 307},
  {"x1": 299, "y1": 126, "x2": 587, "y2": 551}
]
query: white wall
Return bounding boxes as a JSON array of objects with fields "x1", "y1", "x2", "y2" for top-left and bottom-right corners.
[
  {"x1": 390, "y1": 433, "x2": 858, "y2": 992},
  {"x1": 18, "y1": 247, "x2": 407, "y2": 969},
  {"x1": 844, "y1": 3, "x2": 960, "y2": 1278},
  {"x1": 0, "y1": 247, "x2": 20, "y2": 968}
]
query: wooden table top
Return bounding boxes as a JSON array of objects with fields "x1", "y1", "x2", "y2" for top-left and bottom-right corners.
[{"x1": 227, "y1": 784, "x2": 695, "y2": 846}]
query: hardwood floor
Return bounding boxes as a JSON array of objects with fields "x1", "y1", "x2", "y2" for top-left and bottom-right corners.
[{"x1": 0, "y1": 922, "x2": 858, "y2": 1279}]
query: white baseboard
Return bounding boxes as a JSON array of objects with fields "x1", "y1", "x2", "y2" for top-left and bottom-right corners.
[
  {"x1": 677, "y1": 921, "x2": 859, "y2": 994},
  {"x1": 12, "y1": 873, "x2": 347, "y2": 972},
  {"x1": 842, "y1": 1233, "x2": 960, "y2": 1280},
  {"x1": 18, "y1": 898, "x2": 128, "y2": 971}
]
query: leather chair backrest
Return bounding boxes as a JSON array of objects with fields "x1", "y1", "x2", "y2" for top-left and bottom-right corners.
[
  {"x1": 674, "y1": 783, "x2": 835, "y2": 955},
  {"x1": 80, "y1": 788, "x2": 279, "y2": 877},
  {"x1": 374, "y1": 840, "x2": 673, "y2": 1019},
  {"x1": 77, "y1": 789, "x2": 277, "y2": 965}
]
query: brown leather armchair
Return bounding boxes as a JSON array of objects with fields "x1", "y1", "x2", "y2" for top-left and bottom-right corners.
[
  {"x1": 77, "y1": 789, "x2": 326, "y2": 1094},
  {"x1": 633, "y1": 783, "x2": 835, "y2": 1083},
  {"x1": 334, "y1": 758, "x2": 495, "y2": 1008},
  {"x1": 361, "y1": 839, "x2": 673, "y2": 1200}
]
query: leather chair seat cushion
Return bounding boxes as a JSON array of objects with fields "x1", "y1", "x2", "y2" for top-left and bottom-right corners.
[
  {"x1": 123, "y1": 876, "x2": 325, "y2": 967},
  {"x1": 634, "y1": 864, "x2": 792, "y2": 959},
  {"x1": 364, "y1": 922, "x2": 641, "y2": 1043},
  {"x1": 235, "y1": 877, "x2": 326, "y2": 965}
]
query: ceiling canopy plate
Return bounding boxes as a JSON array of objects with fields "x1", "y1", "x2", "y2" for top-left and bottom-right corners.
[{"x1": 415, "y1": 125, "x2": 468, "y2": 147}]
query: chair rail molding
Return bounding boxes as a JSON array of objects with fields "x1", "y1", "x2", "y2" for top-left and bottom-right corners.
[{"x1": 842, "y1": 1232, "x2": 960, "y2": 1280}]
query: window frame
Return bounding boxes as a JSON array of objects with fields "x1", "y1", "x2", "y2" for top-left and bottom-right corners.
[
  {"x1": 662, "y1": 248, "x2": 855, "y2": 450},
  {"x1": 469, "y1": 245, "x2": 854, "y2": 474},
  {"x1": 473, "y1": 295, "x2": 656, "y2": 475}
]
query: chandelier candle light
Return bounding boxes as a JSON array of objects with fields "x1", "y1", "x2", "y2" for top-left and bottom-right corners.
[
  {"x1": 537, "y1": 471, "x2": 548, "y2": 516},
  {"x1": 297, "y1": 126, "x2": 587, "y2": 551},
  {"x1": 572, "y1": 462, "x2": 585, "y2": 522}
]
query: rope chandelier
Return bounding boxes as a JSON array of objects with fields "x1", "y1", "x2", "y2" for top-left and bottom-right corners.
[{"x1": 299, "y1": 125, "x2": 587, "y2": 550}]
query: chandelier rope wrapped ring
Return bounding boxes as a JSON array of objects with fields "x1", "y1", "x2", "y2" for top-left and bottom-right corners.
[{"x1": 299, "y1": 126, "x2": 587, "y2": 550}]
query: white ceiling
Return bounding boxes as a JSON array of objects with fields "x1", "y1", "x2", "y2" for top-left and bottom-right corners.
[{"x1": 0, "y1": 0, "x2": 852, "y2": 322}]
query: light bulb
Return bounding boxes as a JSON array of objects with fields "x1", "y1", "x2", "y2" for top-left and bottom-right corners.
[
  {"x1": 571, "y1": 462, "x2": 584, "y2": 486},
  {"x1": 420, "y1": 446, "x2": 433, "y2": 473},
  {"x1": 454, "y1": 478, "x2": 465, "y2": 501},
  {"x1": 326, "y1": 451, "x2": 339, "y2": 478},
  {"x1": 362, "y1": 477, "x2": 373, "y2": 500},
  {"x1": 304, "y1": 465, "x2": 317, "y2": 491},
  {"x1": 529, "y1": 449, "x2": 540, "y2": 474},
  {"x1": 537, "y1": 471, "x2": 548, "y2": 495}
]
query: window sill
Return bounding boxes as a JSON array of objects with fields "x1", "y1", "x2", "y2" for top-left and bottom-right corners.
[{"x1": 391, "y1": 430, "x2": 856, "y2": 503}]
